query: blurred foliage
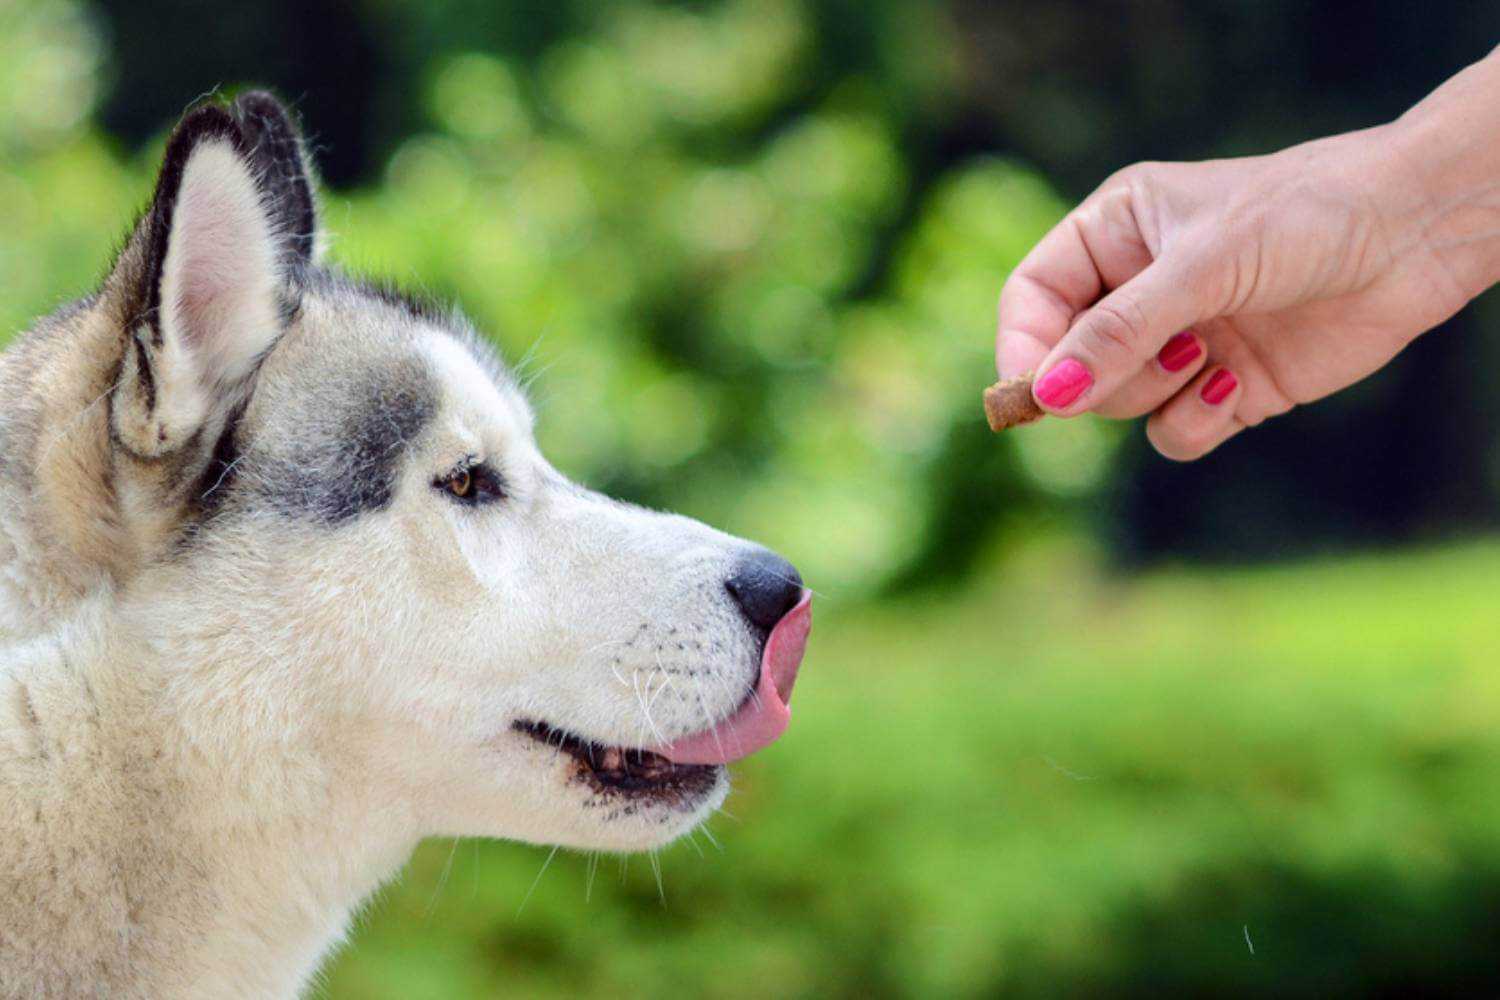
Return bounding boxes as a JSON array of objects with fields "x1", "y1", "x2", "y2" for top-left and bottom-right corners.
[
  {"x1": 7, "y1": 2, "x2": 1500, "y2": 997},
  {"x1": 0, "y1": 0, "x2": 1105, "y2": 597},
  {"x1": 7, "y1": 0, "x2": 1500, "y2": 589},
  {"x1": 323, "y1": 539, "x2": 1500, "y2": 997}
]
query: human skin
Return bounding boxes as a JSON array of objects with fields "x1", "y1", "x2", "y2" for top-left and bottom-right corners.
[{"x1": 996, "y1": 45, "x2": 1500, "y2": 460}]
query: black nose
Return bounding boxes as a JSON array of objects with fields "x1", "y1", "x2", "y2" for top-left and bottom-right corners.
[{"x1": 725, "y1": 549, "x2": 803, "y2": 635}]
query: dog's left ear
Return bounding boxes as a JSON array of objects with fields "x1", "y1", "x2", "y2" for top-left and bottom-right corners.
[{"x1": 109, "y1": 93, "x2": 319, "y2": 459}]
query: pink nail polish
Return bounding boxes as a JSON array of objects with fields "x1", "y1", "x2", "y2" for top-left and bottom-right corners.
[
  {"x1": 1200, "y1": 369, "x2": 1237, "y2": 405},
  {"x1": 1157, "y1": 331, "x2": 1202, "y2": 373},
  {"x1": 1033, "y1": 358, "x2": 1093, "y2": 409}
]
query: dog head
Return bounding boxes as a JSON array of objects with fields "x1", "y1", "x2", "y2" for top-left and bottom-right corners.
[{"x1": 60, "y1": 93, "x2": 810, "y2": 851}]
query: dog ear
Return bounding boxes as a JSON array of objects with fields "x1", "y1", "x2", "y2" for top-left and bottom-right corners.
[
  {"x1": 109, "y1": 96, "x2": 315, "y2": 459},
  {"x1": 231, "y1": 90, "x2": 321, "y2": 269}
]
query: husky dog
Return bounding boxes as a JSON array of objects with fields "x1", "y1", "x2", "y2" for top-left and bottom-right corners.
[{"x1": 0, "y1": 92, "x2": 811, "y2": 998}]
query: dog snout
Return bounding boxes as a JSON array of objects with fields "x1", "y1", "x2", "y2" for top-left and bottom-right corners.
[{"x1": 724, "y1": 549, "x2": 803, "y2": 636}]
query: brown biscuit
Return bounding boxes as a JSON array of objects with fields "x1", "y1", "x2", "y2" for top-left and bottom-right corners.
[{"x1": 983, "y1": 374, "x2": 1044, "y2": 432}]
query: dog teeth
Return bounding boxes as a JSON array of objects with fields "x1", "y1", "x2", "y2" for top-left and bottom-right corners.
[{"x1": 515, "y1": 720, "x2": 695, "y2": 787}]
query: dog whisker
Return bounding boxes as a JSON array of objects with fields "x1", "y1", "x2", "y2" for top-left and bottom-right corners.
[
  {"x1": 200, "y1": 455, "x2": 245, "y2": 500},
  {"x1": 422, "y1": 837, "x2": 461, "y2": 921},
  {"x1": 690, "y1": 683, "x2": 730, "y2": 763},
  {"x1": 648, "y1": 849, "x2": 666, "y2": 906},
  {"x1": 681, "y1": 829, "x2": 705, "y2": 859},
  {"x1": 584, "y1": 851, "x2": 600, "y2": 905},
  {"x1": 762, "y1": 567, "x2": 830, "y2": 602},
  {"x1": 516, "y1": 845, "x2": 560, "y2": 918},
  {"x1": 646, "y1": 668, "x2": 676, "y2": 713},
  {"x1": 38, "y1": 371, "x2": 124, "y2": 466}
]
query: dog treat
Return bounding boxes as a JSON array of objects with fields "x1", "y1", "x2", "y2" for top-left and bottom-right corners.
[{"x1": 983, "y1": 373, "x2": 1044, "y2": 432}]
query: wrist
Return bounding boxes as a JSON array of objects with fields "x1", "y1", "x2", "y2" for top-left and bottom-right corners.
[{"x1": 1383, "y1": 49, "x2": 1500, "y2": 301}]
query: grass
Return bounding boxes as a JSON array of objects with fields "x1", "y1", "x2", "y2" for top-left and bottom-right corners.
[{"x1": 322, "y1": 539, "x2": 1500, "y2": 998}]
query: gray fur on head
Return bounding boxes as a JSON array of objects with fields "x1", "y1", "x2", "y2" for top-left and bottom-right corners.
[{"x1": 0, "y1": 90, "x2": 806, "y2": 998}]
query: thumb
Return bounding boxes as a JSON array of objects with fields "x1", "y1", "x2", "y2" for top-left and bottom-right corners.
[{"x1": 1031, "y1": 257, "x2": 1208, "y2": 414}]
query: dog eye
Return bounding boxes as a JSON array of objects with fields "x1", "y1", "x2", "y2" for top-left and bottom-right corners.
[{"x1": 437, "y1": 463, "x2": 505, "y2": 505}]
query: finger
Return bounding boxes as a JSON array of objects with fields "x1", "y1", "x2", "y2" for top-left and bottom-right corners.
[
  {"x1": 1091, "y1": 329, "x2": 1208, "y2": 419},
  {"x1": 1031, "y1": 256, "x2": 1207, "y2": 415},
  {"x1": 996, "y1": 229, "x2": 1099, "y2": 377},
  {"x1": 996, "y1": 186, "x2": 1154, "y2": 378},
  {"x1": 1145, "y1": 365, "x2": 1242, "y2": 461}
]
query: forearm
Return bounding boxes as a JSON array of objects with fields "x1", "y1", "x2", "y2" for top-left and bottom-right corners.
[{"x1": 1386, "y1": 44, "x2": 1500, "y2": 302}]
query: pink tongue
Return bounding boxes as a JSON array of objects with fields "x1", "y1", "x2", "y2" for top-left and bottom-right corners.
[{"x1": 652, "y1": 591, "x2": 812, "y2": 765}]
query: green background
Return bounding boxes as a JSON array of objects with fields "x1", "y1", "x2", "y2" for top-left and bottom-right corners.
[{"x1": 5, "y1": 1, "x2": 1500, "y2": 994}]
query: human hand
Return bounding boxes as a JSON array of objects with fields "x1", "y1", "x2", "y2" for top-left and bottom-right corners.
[{"x1": 996, "y1": 106, "x2": 1500, "y2": 459}]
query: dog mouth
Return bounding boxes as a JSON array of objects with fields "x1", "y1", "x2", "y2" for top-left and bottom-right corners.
[
  {"x1": 648, "y1": 589, "x2": 812, "y2": 765},
  {"x1": 513, "y1": 719, "x2": 721, "y2": 800},
  {"x1": 512, "y1": 589, "x2": 812, "y2": 799}
]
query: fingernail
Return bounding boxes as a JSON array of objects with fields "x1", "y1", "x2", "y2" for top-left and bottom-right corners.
[
  {"x1": 1157, "y1": 331, "x2": 1202, "y2": 373},
  {"x1": 1200, "y1": 368, "x2": 1237, "y2": 405},
  {"x1": 1033, "y1": 358, "x2": 1093, "y2": 409}
]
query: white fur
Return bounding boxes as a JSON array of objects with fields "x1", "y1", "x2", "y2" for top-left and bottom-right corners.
[{"x1": 0, "y1": 144, "x2": 772, "y2": 998}]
